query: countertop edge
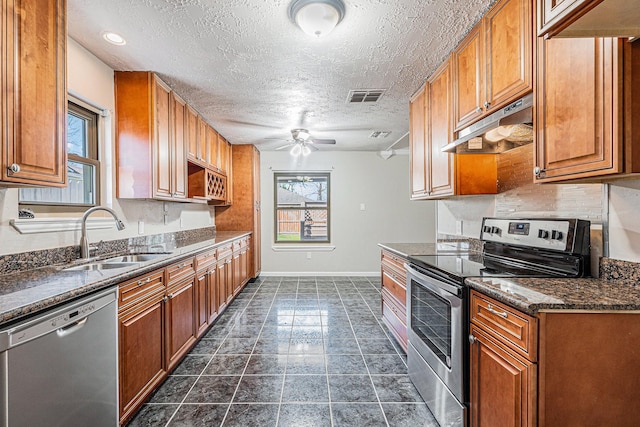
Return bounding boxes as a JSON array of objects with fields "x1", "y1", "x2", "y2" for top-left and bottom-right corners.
[{"x1": 0, "y1": 231, "x2": 251, "y2": 327}]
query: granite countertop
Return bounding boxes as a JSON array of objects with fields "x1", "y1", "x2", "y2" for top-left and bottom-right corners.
[
  {"x1": 0, "y1": 231, "x2": 251, "y2": 327},
  {"x1": 466, "y1": 276, "x2": 640, "y2": 315}
]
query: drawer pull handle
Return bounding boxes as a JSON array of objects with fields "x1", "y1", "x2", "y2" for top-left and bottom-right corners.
[
  {"x1": 137, "y1": 277, "x2": 151, "y2": 286},
  {"x1": 487, "y1": 304, "x2": 508, "y2": 318}
]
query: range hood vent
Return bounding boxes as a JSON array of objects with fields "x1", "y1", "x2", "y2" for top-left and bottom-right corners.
[{"x1": 442, "y1": 93, "x2": 534, "y2": 154}]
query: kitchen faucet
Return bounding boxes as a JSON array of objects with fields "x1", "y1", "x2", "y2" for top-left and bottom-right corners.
[{"x1": 80, "y1": 206, "x2": 126, "y2": 259}]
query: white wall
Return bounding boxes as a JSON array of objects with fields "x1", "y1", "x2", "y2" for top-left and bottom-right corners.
[
  {"x1": 0, "y1": 38, "x2": 214, "y2": 256},
  {"x1": 260, "y1": 151, "x2": 437, "y2": 275},
  {"x1": 608, "y1": 181, "x2": 640, "y2": 262}
]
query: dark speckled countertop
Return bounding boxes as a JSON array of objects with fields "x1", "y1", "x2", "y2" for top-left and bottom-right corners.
[
  {"x1": 465, "y1": 276, "x2": 640, "y2": 315},
  {"x1": 0, "y1": 231, "x2": 250, "y2": 327}
]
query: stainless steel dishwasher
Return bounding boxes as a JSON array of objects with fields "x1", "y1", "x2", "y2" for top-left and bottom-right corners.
[{"x1": 0, "y1": 287, "x2": 118, "y2": 426}]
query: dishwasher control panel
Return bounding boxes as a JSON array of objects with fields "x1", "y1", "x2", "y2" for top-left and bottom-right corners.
[{"x1": 1, "y1": 288, "x2": 116, "y2": 350}]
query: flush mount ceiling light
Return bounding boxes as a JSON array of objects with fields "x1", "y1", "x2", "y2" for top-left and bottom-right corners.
[
  {"x1": 288, "y1": 0, "x2": 346, "y2": 38},
  {"x1": 102, "y1": 31, "x2": 126, "y2": 46}
]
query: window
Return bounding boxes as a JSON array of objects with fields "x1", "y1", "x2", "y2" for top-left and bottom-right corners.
[
  {"x1": 275, "y1": 173, "x2": 330, "y2": 243},
  {"x1": 19, "y1": 101, "x2": 100, "y2": 207}
]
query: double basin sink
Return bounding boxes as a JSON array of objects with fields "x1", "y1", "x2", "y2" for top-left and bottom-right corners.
[{"x1": 62, "y1": 253, "x2": 170, "y2": 271}]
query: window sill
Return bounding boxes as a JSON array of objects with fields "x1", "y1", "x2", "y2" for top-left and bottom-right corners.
[
  {"x1": 10, "y1": 218, "x2": 121, "y2": 235},
  {"x1": 271, "y1": 244, "x2": 335, "y2": 252}
]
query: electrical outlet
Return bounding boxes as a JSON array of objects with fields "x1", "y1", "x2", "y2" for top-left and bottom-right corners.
[
  {"x1": 306, "y1": 252, "x2": 311, "y2": 260},
  {"x1": 360, "y1": 203, "x2": 366, "y2": 211},
  {"x1": 456, "y1": 220, "x2": 463, "y2": 236}
]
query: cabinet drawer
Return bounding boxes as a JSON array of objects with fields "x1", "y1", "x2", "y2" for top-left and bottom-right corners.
[
  {"x1": 195, "y1": 250, "x2": 217, "y2": 271},
  {"x1": 381, "y1": 291, "x2": 407, "y2": 351},
  {"x1": 470, "y1": 290, "x2": 537, "y2": 361},
  {"x1": 118, "y1": 270, "x2": 166, "y2": 310},
  {"x1": 233, "y1": 239, "x2": 242, "y2": 252},
  {"x1": 382, "y1": 287, "x2": 406, "y2": 320},
  {"x1": 381, "y1": 250, "x2": 407, "y2": 273},
  {"x1": 166, "y1": 258, "x2": 196, "y2": 284},
  {"x1": 217, "y1": 243, "x2": 233, "y2": 259},
  {"x1": 381, "y1": 269, "x2": 407, "y2": 306}
]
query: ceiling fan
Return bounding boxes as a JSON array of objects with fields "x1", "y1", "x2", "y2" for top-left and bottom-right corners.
[{"x1": 274, "y1": 128, "x2": 336, "y2": 156}]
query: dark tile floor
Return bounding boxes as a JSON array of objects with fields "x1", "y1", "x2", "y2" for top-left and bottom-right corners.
[{"x1": 128, "y1": 276, "x2": 438, "y2": 427}]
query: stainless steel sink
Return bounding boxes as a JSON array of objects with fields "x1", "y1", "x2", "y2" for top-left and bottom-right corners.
[
  {"x1": 63, "y1": 262, "x2": 141, "y2": 271},
  {"x1": 103, "y1": 253, "x2": 168, "y2": 263}
]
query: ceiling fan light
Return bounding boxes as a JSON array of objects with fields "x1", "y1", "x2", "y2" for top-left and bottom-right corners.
[
  {"x1": 297, "y1": 130, "x2": 310, "y2": 140},
  {"x1": 288, "y1": 0, "x2": 345, "y2": 38},
  {"x1": 302, "y1": 145, "x2": 311, "y2": 156},
  {"x1": 290, "y1": 144, "x2": 302, "y2": 156}
]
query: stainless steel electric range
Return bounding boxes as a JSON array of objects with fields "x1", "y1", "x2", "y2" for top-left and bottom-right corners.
[{"x1": 405, "y1": 218, "x2": 591, "y2": 427}]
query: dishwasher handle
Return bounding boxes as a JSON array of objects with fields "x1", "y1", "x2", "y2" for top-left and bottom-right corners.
[{"x1": 56, "y1": 317, "x2": 88, "y2": 338}]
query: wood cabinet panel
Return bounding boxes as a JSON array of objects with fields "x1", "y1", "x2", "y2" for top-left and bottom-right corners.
[
  {"x1": 195, "y1": 271, "x2": 209, "y2": 337},
  {"x1": 186, "y1": 106, "x2": 200, "y2": 163},
  {"x1": 428, "y1": 61, "x2": 455, "y2": 197},
  {"x1": 165, "y1": 278, "x2": 197, "y2": 371},
  {"x1": 1, "y1": 0, "x2": 67, "y2": 187},
  {"x1": 453, "y1": 24, "x2": 485, "y2": 130},
  {"x1": 154, "y1": 78, "x2": 172, "y2": 199},
  {"x1": 409, "y1": 86, "x2": 428, "y2": 199},
  {"x1": 485, "y1": 0, "x2": 533, "y2": 110},
  {"x1": 118, "y1": 270, "x2": 166, "y2": 311},
  {"x1": 471, "y1": 290, "x2": 537, "y2": 360},
  {"x1": 215, "y1": 145, "x2": 261, "y2": 279},
  {"x1": 206, "y1": 125, "x2": 219, "y2": 170},
  {"x1": 171, "y1": 93, "x2": 188, "y2": 199},
  {"x1": 470, "y1": 324, "x2": 536, "y2": 427},
  {"x1": 381, "y1": 288, "x2": 408, "y2": 352},
  {"x1": 535, "y1": 37, "x2": 620, "y2": 181},
  {"x1": 380, "y1": 250, "x2": 408, "y2": 351},
  {"x1": 118, "y1": 295, "x2": 165, "y2": 424}
]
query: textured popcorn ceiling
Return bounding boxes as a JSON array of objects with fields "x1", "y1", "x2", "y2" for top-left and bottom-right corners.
[{"x1": 68, "y1": 0, "x2": 493, "y2": 152}]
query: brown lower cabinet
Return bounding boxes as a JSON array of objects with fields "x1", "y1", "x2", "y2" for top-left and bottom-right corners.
[
  {"x1": 469, "y1": 289, "x2": 640, "y2": 427},
  {"x1": 380, "y1": 249, "x2": 408, "y2": 351},
  {"x1": 118, "y1": 236, "x2": 252, "y2": 425}
]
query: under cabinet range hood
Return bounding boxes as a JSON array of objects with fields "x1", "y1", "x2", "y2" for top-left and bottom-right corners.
[{"x1": 442, "y1": 93, "x2": 533, "y2": 154}]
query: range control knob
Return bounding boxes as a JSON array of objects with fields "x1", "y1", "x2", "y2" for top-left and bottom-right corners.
[
  {"x1": 551, "y1": 230, "x2": 563, "y2": 240},
  {"x1": 490, "y1": 226, "x2": 501, "y2": 235},
  {"x1": 538, "y1": 229, "x2": 549, "y2": 239},
  {"x1": 482, "y1": 225, "x2": 491, "y2": 234}
]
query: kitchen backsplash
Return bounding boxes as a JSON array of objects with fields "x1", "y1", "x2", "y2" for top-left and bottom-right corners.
[{"x1": 0, "y1": 226, "x2": 216, "y2": 275}]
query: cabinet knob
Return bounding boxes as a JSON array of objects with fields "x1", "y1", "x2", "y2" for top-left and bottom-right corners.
[
  {"x1": 162, "y1": 296, "x2": 168, "y2": 302},
  {"x1": 7, "y1": 163, "x2": 20, "y2": 174},
  {"x1": 469, "y1": 334, "x2": 477, "y2": 344},
  {"x1": 476, "y1": 106, "x2": 483, "y2": 113},
  {"x1": 533, "y1": 166, "x2": 545, "y2": 178},
  {"x1": 483, "y1": 101, "x2": 491, "y2": 109}
]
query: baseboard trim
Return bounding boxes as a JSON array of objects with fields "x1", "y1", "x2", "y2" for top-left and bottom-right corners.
[{"x1": 259, "y1": 271, "x2": 380, "y2": 277}]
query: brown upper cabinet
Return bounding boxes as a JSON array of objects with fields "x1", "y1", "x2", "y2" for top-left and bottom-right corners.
[
  {"x1": 115, "y1": 72, "x2": 187, "y2": 201},
  {"x1": 538, "y1": 0, "x2": 640, "y2": 39},
  {"x1": 206, "y1": 125, "x2": 219, "y2": 170},
  {"x1": 453, "y1": 0, "x2": 533, "y2": 131},
  {"x1": 1, "y1": 0, "x2": 67, "y2": 187},
  {"x1": 534, "y1": 38, "x2": 640, "y2": 182},
  {"x1": 186, "y1": 105, "x2": 201, "y2": 163},
  {"x1": 409, "y1": 61, "x2": 498, "y2": 200}
]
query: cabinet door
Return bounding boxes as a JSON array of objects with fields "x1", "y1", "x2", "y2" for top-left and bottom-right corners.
[
  {"x1": 485, "y1": 0, "x2": 533, "y2": 112},
  {"x1": 171, "y1": 93, "x2": 188, "y2": 200},
  {"x1": 165, "y1": 278, "x2": 197, "y2": 371},
  {"x1": 232, "y1": 251, "x2": 242, "y2": 295},
  {"x1": 1, "y1": 0, "x2": 67, "y2": 186},
  {"x1": 186, "y1": 106, "x2": 199, "y2": 162},
  {"x1": 453, "y1": 24, "x2": 485, "y2": 130},
  {"x1": 216, "y1": 257, "x2": 232, "y2": 310},
  {"x1": 470, "y1": 324, "x2": 536, "y2": 427},
  {"x1": 538, "y1": 0, "x2": 601, "y2": 37},
  {"x1": 409, "y1": 86, "x2": 428, "y2": 199},
  {"x1": 535, "y1": 37, "x2": 621, "y2": 182},
  {"x1": 195, "y1": 271, "x2": 209, "y2": 337},
  {"x1": 118, "y1": 297, "x2": 166, "y2": 423},
  {"x1": 240, "y1": 247, "x2": 249, "y2": 287},
  {"x1": 206, "y1": 268, "x2": 219, "y2": 324},
  {"x1": 219, "y1": 137, "x2": 230, "y2": 175},
  {"x1": 252, "y1": 152, "x2": 261, "y2": 276},
  {"x1": 197, "y1": 116, "x2": 208, "y2": 164},
  {"x1": 207, "y1": 125, "x2": 219, "y2": 170},
  {"x1": 153, "y1": 77, "x2": 172, "y2": 199},
  {"x1": 428, "y1": 61, "x2": 455, "y2": 198}
]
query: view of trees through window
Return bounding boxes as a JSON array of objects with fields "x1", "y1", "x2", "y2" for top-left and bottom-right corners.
[{"x1": 275, "y1": 173, "x2": 330, "y2": 243}]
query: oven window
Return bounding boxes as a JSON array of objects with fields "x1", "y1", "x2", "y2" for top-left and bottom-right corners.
[{"x1": 410, "y1": 279, "x2": 452, "y2": 366}]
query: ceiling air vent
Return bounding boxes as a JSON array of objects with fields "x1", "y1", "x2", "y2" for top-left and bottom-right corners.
[
  {"x1": 347, "y1": 89, "x2": 386, "y2": 103},
  {"x1": 369, "y1": 131, "x2": 391, "y2": 139}
]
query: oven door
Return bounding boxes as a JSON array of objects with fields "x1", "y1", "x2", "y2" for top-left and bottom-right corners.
[{"x1": 405, "y1": 263, "x2": 465, "y2": 403}]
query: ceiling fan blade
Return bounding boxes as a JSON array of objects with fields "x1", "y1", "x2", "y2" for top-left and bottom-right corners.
[
  {"x1": 310, "y1": 138, "x2": 336, "y2": 145},
  {"x1": 275, "y1": 143, "x2": 296, "y2": 151}
]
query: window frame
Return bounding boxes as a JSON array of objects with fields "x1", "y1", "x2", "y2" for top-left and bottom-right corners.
[
  {"x1": 19, "y1": 100, "x2": 100, "y2": 210},
  {"x1": 274, "y1": 172, "x2": 331, "y2": 244}
]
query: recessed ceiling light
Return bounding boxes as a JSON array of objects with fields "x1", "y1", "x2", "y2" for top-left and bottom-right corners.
[{"x1": 102, "y1": 32, "x2": 126, "y2": 46}]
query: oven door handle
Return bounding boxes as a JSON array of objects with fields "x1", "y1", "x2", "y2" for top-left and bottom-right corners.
[{"x1": 404, "y1": 263, "x2": 461, "y2": 297}]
